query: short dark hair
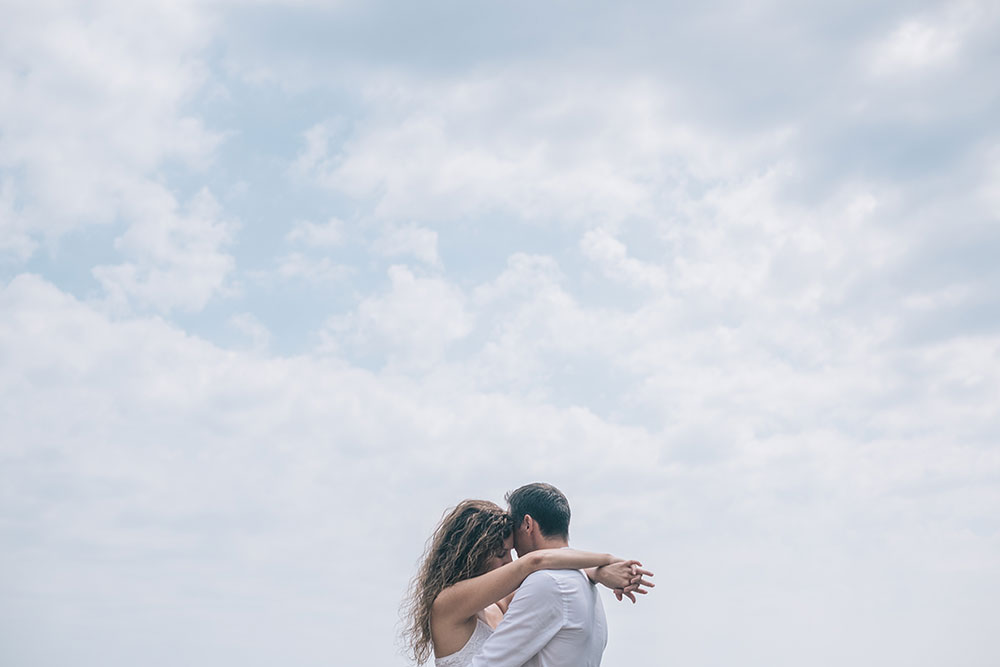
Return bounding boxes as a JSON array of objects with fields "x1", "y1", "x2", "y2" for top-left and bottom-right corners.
[{"x1": 505, "y1": 482, "x2": 571, "y2": 539}]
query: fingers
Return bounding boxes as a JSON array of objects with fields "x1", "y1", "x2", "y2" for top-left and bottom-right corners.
[
  {"x1": 629, "y1": 569, "x2": 655, "y2": 589},
  {"x1": 626, "y1": 560, "x2": 654, "y2": 588},
  {"x1": 611, "y1": 561, "x2": 655, "y2": 602},
  {"x1": 613, "y1": 588, "x2": 637, "y2": 603},
  {"x1": 625, "y1": 578, "x2": 652, "y2": 596}
]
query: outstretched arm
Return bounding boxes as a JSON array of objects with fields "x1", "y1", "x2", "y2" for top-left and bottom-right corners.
[
  {"x1": 433, "y1": 549, "x2": 617, "y2": 625},
  {"x1": 585, "y1": 560, "x2": 655, "y2": 602}
]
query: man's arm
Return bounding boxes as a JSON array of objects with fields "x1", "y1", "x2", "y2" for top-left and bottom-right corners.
[{"x1": 471, "y1": 571, "x2": 565, "y2": 667}]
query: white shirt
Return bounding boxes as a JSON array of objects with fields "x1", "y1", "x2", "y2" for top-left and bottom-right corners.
[{"x1": 471, "y1": 568, "x2": 608, "y2": 667}]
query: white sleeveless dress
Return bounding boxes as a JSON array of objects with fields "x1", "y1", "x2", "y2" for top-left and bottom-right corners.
[{"x1": 435, "y1": 618, "x2": 494, "y2": 667}]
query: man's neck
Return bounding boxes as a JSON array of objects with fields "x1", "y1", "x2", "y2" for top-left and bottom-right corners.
[{"x1": 535, "y1": 536, "x2": 569, "y2": 550}]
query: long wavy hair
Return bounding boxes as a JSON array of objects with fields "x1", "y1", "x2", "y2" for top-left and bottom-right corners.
[{"x1": 402, "y1": 499, "x2": 514, "y2": 664}]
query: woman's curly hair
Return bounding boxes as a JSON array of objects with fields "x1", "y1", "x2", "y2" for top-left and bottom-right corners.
[{"x1": 401, "y1": 499, "x2": 514, "y2": 664}]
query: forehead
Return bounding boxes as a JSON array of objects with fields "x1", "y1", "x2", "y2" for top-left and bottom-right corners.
[{"x1": 502, "y1": 534, "x2": 514, "y2": 548}]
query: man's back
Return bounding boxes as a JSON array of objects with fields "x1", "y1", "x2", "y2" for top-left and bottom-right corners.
[{"x1": 471, "y1": 569, "x2": 608, "y2": 667}]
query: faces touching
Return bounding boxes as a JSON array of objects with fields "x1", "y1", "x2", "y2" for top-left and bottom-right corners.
[{"x1": 484, "y1": 534, "x2": 514, "y2": 572}]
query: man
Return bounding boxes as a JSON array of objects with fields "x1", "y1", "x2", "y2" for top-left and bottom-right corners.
[{"x1": 472, "y1": 483, "x2": 627, "y2": 667}]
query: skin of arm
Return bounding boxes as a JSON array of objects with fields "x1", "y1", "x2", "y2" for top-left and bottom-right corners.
[
  {"x1": 432, "y1": 548, "x2": 616, "y2": 626},
  {"x1": 496, "y1": 591, "x2": 516, "y2": 615},
  {"x1": 584, "y1": 561, "x2": 633, "y2": 588},
  {"x1": 584, "y1": 559, "x2": 655, "y2": 602}
]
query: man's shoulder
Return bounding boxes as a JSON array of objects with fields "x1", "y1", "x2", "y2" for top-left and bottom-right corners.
[
  {"x1": 522, "y1": 568, "x2": 590, "y2": 591},
  {"x1": 521, "y1": 569, "x2": 561, "y2": 588}
]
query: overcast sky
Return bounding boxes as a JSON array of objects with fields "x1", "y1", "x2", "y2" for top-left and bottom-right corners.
[{"x1": 2, "y1": 1, "x2": 999, "y2": 665}]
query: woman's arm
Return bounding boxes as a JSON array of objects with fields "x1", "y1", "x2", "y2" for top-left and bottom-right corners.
[
  {"x1": 432, "y1": 549, "x2": 618, "y2": 625},
  {"x1": 496, "y1": 590, "x2": 516, "y2": 614},
  {"x1": 585, "y1": 560, "x2": 655, "y2": 602},
  {"x1": 530, "y1": 548, "x2": 618, "y2": 572}
]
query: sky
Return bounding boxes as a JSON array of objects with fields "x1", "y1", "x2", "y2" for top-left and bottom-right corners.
[{"x1": 1, "y1": 0, "x2": 999, "y2": 665}]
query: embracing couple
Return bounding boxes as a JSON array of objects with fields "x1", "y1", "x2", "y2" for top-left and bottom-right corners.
[{"x1": 403, "y1": 482, "x2": 654, "y2": 667}]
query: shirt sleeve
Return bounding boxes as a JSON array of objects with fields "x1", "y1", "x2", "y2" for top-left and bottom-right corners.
[{"x1": 471, "y1": 571, "x2": 565, "y2": 667}]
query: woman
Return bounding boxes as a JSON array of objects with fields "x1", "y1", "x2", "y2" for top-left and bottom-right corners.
[{"x1": 402, "y1": 499, "x2": 645, "y2": 666}]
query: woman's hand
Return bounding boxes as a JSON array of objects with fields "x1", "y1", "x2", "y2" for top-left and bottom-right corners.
[{"x1": 593, "y1": 560, "x2": 655, "y2": 603}]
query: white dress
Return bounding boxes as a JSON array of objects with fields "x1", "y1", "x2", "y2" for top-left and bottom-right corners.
[{"x1": 435, "y1": 618, "x2": 494, "y2": 667}]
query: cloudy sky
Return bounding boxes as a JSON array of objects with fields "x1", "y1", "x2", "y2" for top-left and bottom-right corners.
[{"x1": 2, "y1": 1, "x2": 999, "y2": 665}]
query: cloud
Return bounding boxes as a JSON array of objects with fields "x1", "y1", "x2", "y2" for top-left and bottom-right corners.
[
  {"x1": 292, "y1": 74, "x2": 790, "y2": 227},
  {"x1": 5, "y1": 1, "x2": 1000, "y2": 666},
  {"x1": 0, "y1": 273, "x2": 666, "y2": 664},
  {"x1": 277, "y1": 253, "x2": 351, "y2": 284},
  {"x1": 92, "y1": 188, "x2": 236, "y2": 312},
  {"x1": 372, "y1": 223, "x2": 440, "y2": 266},
  {"x1": 0, "y1": 0, "x2": 220, "y2": 248},
  {"x1": 468, "y1": 253, "x2": 606, "y2": 396},
  {"x1": 580, "y1": 228, "x2": 668, "y2": 289},
  {"x1": 0, "y1": 0, "x2": 240, "y2": 315},
  {"x1": 871, "y1": 20, "x2": 962, "y2": 74},
  {"x1": 867, "y1": 4, "x2": 984, "y2": 76},
  {"x1": 0, "y1": 177, "x2": 34, "y2": 261},
  {"x1": 228, "y1": 312, "x2": 272, "y2": 351},
  {"x1": 4, "y1": 270, "x2": 999, "y2": 665},
  {"x1": 324, "y1": 265, "x2": 471, "y2": 368},
  {"x1": 290, "y1": 118, "x2": 347, "y2": 179},
  {"x1": 285, "y1": 218, "x2": 345, "y2": 247},
  {"x1": 981, "y1": 142, "x2": 1000, "y2": 210}
]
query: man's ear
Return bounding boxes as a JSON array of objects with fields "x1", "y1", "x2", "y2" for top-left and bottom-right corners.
[{"x1": 521, "y1": 514, "x2": 533, "y2": 533}]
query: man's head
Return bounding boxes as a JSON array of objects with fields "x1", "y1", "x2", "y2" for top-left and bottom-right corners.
[{"x1": 505, "y1": 482, "x2": 571, "y2": 556}]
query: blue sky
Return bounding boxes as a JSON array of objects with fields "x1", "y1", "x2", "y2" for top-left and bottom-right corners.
[{"x1": 2, "y1": 1, "x2": 999, "y2": 666}]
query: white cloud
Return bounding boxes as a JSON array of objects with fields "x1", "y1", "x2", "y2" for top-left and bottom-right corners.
[
  {"x1": 324, "y1": 265, "x2": 471, "y2": 368},
  {"x1": 866, "y1": 3, "x2": 994, "y2": 76},
  {"x1": 0, "y1": 177, "x2": 34, "y2": 261},
  {"x1": 0, "y1": 274, "x2": 666, "y2": 664},
  {"x1": 980, "y1": 143, "x2": 1000, "y2": 210},
  {"x1": 268, "y1": 252, "x2": 351, "y2": 283},
  {"x1": 92, "y1": 188, "x2": 236, "y2": 312},
  {"x1": 285, "y1": 218, "x2": 345, "y2": 247},
  {"x1": 290, "y1": 119, "x2": 346, "y2": 180},
  {"x1": 3, "y1": 271, "x2": 999, "y2": 666},
  {"x1": 468, "y1": 253, "x2": 605, "y2": 395},
  {"x1": 293, "y1": 74, "x2": 790, "y2": 226},
  {"x1": 372, "y1": 223, "x2": 440, "y2": 266},
  {"x1": 0, "y1": 0, "x2": 240, "y2": 315},
  {"x1": 872, "y1": 19, "x2": 963, "y2": 73},
  {"x1": 6, "y1": 2, "x2": 1000, "y2": 666},
  {"x1": 229, "y1": 312, "x2": 271, "y2": 352},
  {"x1": 0, "y1": 0, "x2": 220, "y2": 249},
  {"x1": 580, "y1": 228, "x2": 668, "y2": 289}
]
